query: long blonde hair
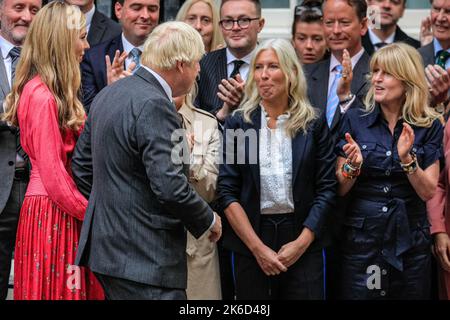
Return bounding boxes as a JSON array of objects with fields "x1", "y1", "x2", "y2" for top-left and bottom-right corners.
[
  {"x1": 238, "y1": 38, "x2": 317, "y2": 137},
  {"x1": 364, "y1": 42, "x2": 440, "y2": 128},
  {"x1": 2, "y1": 1, "x2": 86, "y2": 130},
  {"x1": 175, "y1": 0, "x2": 224, "y2": 52}
]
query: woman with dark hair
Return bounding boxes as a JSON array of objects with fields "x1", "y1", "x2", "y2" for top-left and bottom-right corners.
[{"x1": 292, "y1": 0, "x2": 329, "y2": 64}]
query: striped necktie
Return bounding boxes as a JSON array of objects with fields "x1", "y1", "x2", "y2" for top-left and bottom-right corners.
[
  {"x1": 326, "y1": 65, "x2": 342, "y2": 127},
  {"x1": 129, "y1": 47, "x2": 141, "y2": 71}
]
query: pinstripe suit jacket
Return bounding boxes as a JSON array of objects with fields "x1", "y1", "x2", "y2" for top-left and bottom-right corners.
[
  {"x1": 73, "y1": 68, "x2": 214, "y2": 290},
  {"x1": 195, "y1": 48, "x2": 228, "y2": 113}
]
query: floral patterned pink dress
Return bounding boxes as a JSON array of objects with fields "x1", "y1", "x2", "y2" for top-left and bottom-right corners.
[{"x1": 13, "y1": 75, "x2": 104, "y2": 300}]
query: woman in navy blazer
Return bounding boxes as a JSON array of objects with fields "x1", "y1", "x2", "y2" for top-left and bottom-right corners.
[{"x1": 218, "y1": 38, "x2": 337, "y2": 300}]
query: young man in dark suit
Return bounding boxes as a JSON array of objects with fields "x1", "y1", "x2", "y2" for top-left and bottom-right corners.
[
  {"x1": 196, "y1": 0, "x2": 264, "y2": 122},
  {"x1": 363, "y1": 0, "x2": 420, "y2": 56},
  {"x1": 81, "y1": 0, "x2": 160, "y2": 112},
  {"x1": 73, "y1": 21, "x2": 221, "y2": 300},
  {"x1": 65, "y1": 0, "x2": 122, "y2": 47}
]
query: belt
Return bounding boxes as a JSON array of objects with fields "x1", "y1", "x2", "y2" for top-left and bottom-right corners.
[
  {"x1": 14, "y1": 167, "x2": 29, "y2": 181},
  {"x1": 381, "y1": 198, "x2": 413, "y2": 272}
]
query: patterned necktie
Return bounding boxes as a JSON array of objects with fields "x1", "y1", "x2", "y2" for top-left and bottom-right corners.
[
  {"x1": 129, "y1": 47, "x2": 141, "y2": 70},
  {"x1": 326, "y1": 65, "x2": 342, "y2": 127},
  {"x1": 436, "y1": 50, "x2": 450, "y2": 70},
  {"x1": 230, "y1": 60, "x2": 245, "y2": 79},
  {"x1": 9, "y1": 46, "x2": 21, "y2": 83}
]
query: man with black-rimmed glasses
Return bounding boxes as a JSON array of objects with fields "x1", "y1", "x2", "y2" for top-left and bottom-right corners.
[{"x1": 195, "y1": 0, "x2": 264, "y2": 122}]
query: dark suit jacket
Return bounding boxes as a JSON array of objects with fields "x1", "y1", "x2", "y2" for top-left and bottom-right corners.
[
  {"x1": 217, "y1": 108, "x2": 337, "y2": 256},
  {"x1": 87, "y1": 10, "x2": 122, "y2": 47},
  {"x1": 195, "y1": 48, "x2": 227, "y2": 113},
  {"x1": 304, "y1": 51, "x2": 371, "y2": 138},
  {"x1": 362, "y1": 26, "x2": 420, "y2": 56},
  {"x1": 0, "y1": 49, "x2": 29, "y2": 214},
  {"x1": 418, "y1": 42, "x2": 435, "y2": 67},
  {"x1": 73, "y1": 68, "x2": 214, "y2": 289},
  {"x1": 81, "y1": 34, "x2": 123, "y2": 112}
]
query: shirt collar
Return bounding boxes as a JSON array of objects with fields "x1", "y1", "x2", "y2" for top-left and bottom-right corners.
[
  {"x1": 433, "y1": 38, "x2": 450, "y2": 55},
  {"x1": 226, "y1": 47, "x2": 255, "y2": 66},
  {"x1": 366, "y1": 103, "x2": 383, "y2": 127},
  {"x1": 329, "y1": 48, "x2": 365, "y2": 73},
  {"x1": 85, "y1": 5, "x2": 96, "y2": 29},
  {"x1": 368, "y1": 28, "x2": 395, "y2": 46},
  {"x1": 140, "y1": 65, "x2": 173, "y2": 102},
  {"x1": 260, "y1": 104, "x2": 291, "y2": 124},
  {"x1": 0, "y1": 35, "x2": 16, "y2": 59},
  {"x1": 121, "y1": 33, "x2": 144, "y2": 55}
]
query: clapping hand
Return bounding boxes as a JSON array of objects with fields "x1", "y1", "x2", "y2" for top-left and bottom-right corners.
[{"x1": 397, "y1": 123, "x2": 415, "y2": 163}]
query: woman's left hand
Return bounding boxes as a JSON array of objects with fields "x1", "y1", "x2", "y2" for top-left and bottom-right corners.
[
  {"x1": 277, "y1": 228, "x2": 314, "y2": 268},
  {"x1": 397, "y1": 123, "x2": 415, "y2": 162}
]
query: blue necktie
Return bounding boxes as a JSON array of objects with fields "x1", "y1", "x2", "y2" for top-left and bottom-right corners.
[
  {"x1": 326, "y1": 65, "x2": 342, "y2": 127},
  {"x1": 129, "y1": 47, "x2": 141, "y2": 71}
]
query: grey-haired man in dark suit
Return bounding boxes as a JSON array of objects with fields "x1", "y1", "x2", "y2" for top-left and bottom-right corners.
[
  {"x1": 0, "y1": 0, "x2": 41, "y2": 300},
  {"x1": 72, "y1": 21, "x2": 221, "y2": 300}
]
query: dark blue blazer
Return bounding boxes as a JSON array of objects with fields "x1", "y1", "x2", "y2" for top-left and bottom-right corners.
[
  {"x1": 81, "y1": 34, "x2": 123, "y2": 112},
  {"x1": 217, "y1": 107, "x2": 337, "y2": 256}
]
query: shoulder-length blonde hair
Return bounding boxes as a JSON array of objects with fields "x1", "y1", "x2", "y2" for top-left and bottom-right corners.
[
  {"x1": 2, "y1": 1, "x2": 86, "y2": 131},
  {"x1": 364, "y1": 42, "x2": 440, "y2": 128},
  {"x1": 175, "y1": 0, "x2": 224, "y2": 52},
  {"x1": 238, "y1": 38, "x2": 317, "y2": 137}
]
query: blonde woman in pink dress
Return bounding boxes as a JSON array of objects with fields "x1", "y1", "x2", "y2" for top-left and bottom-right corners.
[{"x1": 2, "y1": 2, "x2": 103, "y2": 300}]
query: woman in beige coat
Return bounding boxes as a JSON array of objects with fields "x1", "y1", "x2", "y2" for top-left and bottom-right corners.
[{"x1": 174, "y1": 88, "x2": 222, "y2": 300}]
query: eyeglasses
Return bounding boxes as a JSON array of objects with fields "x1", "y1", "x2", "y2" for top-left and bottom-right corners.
[
  {"x1": 219, "y1": 17, "x2": 260, "y2": 30},
  {"x1": 295, "y1": 4, "x2": 323, "y2": 18}
]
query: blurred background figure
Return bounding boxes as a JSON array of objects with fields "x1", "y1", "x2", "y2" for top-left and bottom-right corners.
[
  {"x1": 291, "y1": 0, "x2": 329, "y2": 65},
  {"x1": 2, "y1": 1, "x2": 103, "y2": 300},
  {"x1": 176, "y1": 0, "x2": 224, "y2": 53},
  {"x1": 363, "y1": 0, "x2": 420, "y2": 56},
  {"x1": 173, "y1": 88, "x2": 222, "y2": 300}
]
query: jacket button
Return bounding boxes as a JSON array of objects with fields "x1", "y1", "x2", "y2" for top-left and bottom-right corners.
[
  {"x1": 362, "y1": 145, "x2": 367, "y2": 150},
  {"x1": 380, "y1": 290, "x2": 386, "y2": 297},
  {"x1": 382, "y1": 206, "x2": 388, "y2": 212},
  {"x1": 386, "y1": 151, "x2": 392, "y2": 156},
  {"x1": 8, "y1": 161, "x2": 14, "y2": 166},
  {"x1": 382, "y1": 269, "x2": 387, "y2": 275}
]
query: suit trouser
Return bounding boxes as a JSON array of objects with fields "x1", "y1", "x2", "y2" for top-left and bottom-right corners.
[
  {"x1": 94, "y1": 272, "x2": 186, "y2": 300},
  {"x1": 0, "y1": 176, "x2": 27, "y2": 300},
  {"x1": 233, "y1": 214, "x2": 324, "y2": 300}
]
